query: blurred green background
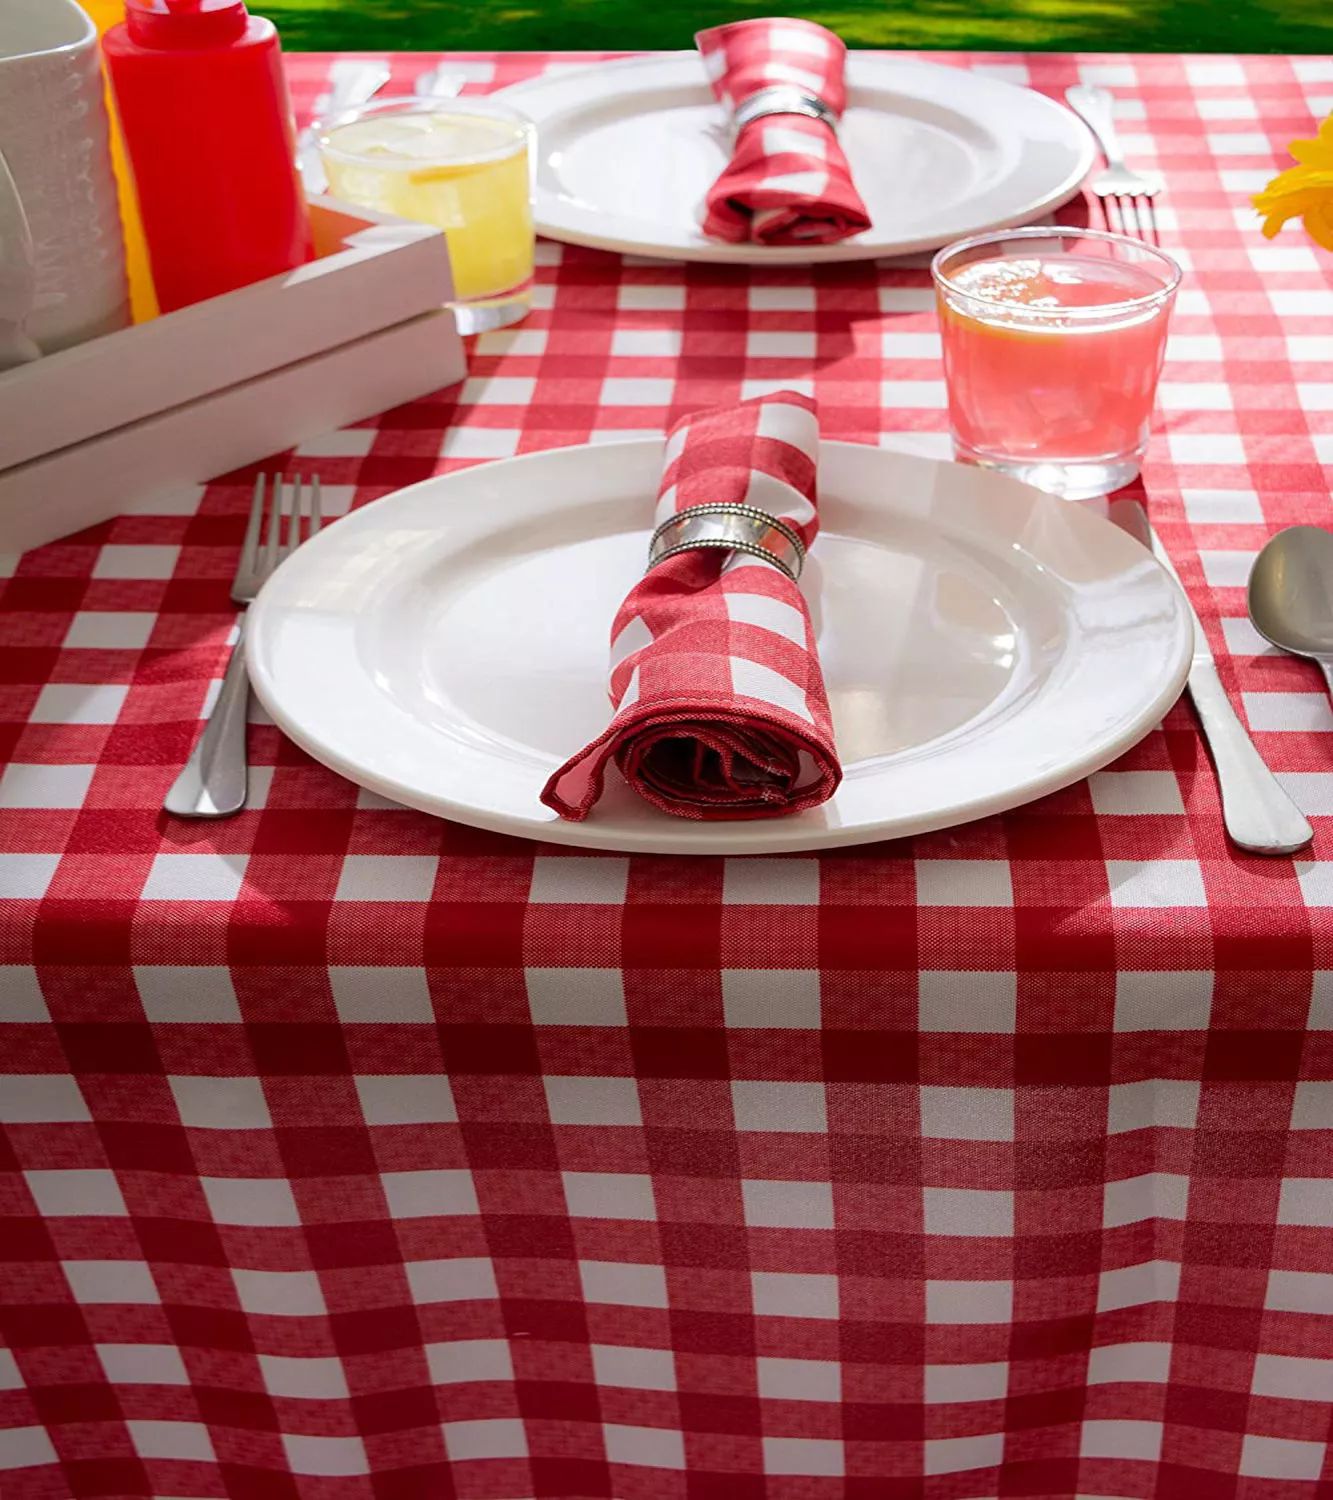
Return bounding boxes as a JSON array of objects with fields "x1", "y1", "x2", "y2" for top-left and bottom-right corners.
[{"x1": 267, "y1": 0, "x2": 1332, "y2": 54}]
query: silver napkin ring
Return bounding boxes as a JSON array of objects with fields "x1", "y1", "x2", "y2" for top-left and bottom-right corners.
[
  {"x1": 647, "y1": 502, "x2": 806, "y2": 583},
  {"x1": 733, "y1": 85, "x2": 840, "y2": 136}
]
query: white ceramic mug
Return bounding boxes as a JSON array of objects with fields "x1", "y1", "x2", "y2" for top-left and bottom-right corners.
[
  {"x1": 0, "y1": 0, "x2": 129, "y2": 352},
  {"x1": 0, "y1": 147, "x2": 41, "y2": 371}
]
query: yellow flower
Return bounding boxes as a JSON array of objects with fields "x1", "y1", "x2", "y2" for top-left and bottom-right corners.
[{"x1": 1253, "y1": 114, "x2": 1333, "y2": 251}]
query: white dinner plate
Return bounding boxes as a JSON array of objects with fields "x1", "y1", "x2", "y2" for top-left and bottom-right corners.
[
  {"x1": 496, "y1": 53, "x2": 1095, "y2": 264},
  {"x1": 246, "y1": 442, "x2": 1191, "y2": 855}
]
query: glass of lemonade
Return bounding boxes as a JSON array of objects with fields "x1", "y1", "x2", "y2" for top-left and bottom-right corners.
[
  {"x1": 318, "y1": 97, "x2": 534, "y2": 334},
  {"x1": 932, "y1": 227, "x2": 1181, "y2": 500}
]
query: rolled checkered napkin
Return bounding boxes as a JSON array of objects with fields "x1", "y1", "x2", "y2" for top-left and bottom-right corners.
[
  {"x1": 696, "y1": 17, "x2": 871, "y2": 246},
  {"x1": 541, "y1": 392, "x2": 842, "y2": 821}
]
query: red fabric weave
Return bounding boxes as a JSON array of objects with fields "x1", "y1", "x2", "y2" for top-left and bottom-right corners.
[
  {"x1": 696, "y1": 18, "x2": 872, "y2": 245},
  {"x1": 4, "y1": 48, "x2": 1333, "y2": 1500},
  {"x1": 542, "y1": 392, "x2": 841, "y2": 820}
]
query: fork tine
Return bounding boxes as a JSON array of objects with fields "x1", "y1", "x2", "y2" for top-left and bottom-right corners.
[
  {"x1": 261, "y1": 475, "x2": 283, "y2": 576},
  {"x1": 1139, "y1": 195, "x2": 1160, "y2": 246},
  {"x1": 285, "y1": 476, "x2": 305, "y2": 558},
  {"x1": 309, "y1": 475, "x2": 323, "y2": 538},
  {"x1": 239, "y1": 473, "x2": 266, "y2": 575},
  {"x1": 1133, "y1": 196, "x2": 1148, "y2": 242},
  {"x1": 1124, "y1": 194, "x2": 1143, "y2": 242}
]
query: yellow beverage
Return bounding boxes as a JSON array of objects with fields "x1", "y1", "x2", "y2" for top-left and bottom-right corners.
[{"x1": 320, "y1": 102, "x2": 533, "y2": 330}]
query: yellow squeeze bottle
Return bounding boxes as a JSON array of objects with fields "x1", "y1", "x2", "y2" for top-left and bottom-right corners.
[{"x1": 81, "y1": 0, "x2": 159, "y2": 322}]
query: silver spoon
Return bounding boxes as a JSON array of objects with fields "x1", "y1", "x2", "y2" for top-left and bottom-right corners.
[{"x1": 1249, "y1": 525, "x2": 1333, "y2": 701}]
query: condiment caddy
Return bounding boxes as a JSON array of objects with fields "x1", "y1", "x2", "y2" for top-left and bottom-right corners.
[
  {"x1": 0, "y1": 0, "x2": 467, "y2": 553},
  {"x1": 0, "y1": 199, "x2": 464, "y2": 554}
]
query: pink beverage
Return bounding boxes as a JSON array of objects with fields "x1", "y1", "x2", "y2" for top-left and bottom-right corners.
[{"x1": 932, "y1": 229, "x2": 1181, "y2": 499}]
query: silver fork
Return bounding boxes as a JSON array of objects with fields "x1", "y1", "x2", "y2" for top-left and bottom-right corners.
[
  {"x1": 165, "y1": 474, "x2": 322, "y2": 820},
  {"x1": 1065, "y1": 85, "x2": 1164, "y2": 243}
]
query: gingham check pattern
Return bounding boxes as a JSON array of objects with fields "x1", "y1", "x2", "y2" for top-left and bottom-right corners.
[
  {"x1": 542, "y1": 391, "x2": 840, "y2": 820},
  {"x1": 696, "y1": 20, "x2": 872, "y2": 245},
  {"x1": 2, "y1": 47, "x2": 1333, "y2": 1500}
]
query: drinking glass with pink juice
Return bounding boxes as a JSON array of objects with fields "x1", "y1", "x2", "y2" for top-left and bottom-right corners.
[{"x1": 932, "y1": 228, "x2": 1181, "y2": 500}]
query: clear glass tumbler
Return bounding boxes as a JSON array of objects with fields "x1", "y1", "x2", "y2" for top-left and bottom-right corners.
[
  {"x1": 318, "y1": 96, "x2": 535, "y2": 334},
  {"x1": 931, "y1": 227, "x2": 1181, "y2": 500}
]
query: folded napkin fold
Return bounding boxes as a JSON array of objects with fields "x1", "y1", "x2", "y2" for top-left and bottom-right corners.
[
  {"x1": 542, "y1": 392, "x2": 842, "y2": 821},
  {"x1": 696, "y1": 17, "x2": 872, "y2": 246}
]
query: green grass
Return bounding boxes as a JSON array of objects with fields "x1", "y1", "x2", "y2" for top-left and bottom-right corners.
[{"x1": 266, "y1": 0, "x2": 1333, "y2": 55}]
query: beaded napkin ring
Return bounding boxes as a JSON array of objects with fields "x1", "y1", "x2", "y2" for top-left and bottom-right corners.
[
  {"x1": 647, "y1": 502, "x2": 807, "y2": 583},
  {"x1": 732, "y1": 84, "x2": 841, "y2": 136}
]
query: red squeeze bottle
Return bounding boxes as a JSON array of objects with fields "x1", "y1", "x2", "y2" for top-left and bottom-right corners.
[{"x1": 103, "y1": 0, "x2": 309, "y2": 312}]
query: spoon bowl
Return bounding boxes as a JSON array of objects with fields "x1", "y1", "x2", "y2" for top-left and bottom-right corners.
[{"x1": 1249, "y1": 525, "x2": 1333, "y2": 701}]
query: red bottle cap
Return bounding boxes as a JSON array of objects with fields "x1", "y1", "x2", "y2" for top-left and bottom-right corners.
[{"x1": 124, "y1": 0, "x2": 250, "y2": 49}]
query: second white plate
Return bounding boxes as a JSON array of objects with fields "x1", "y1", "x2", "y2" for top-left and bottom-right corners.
[
  {"x1": 497, "y1": 52, "x2": 1095, "y2": 264},
  {"x1": 246, "y1": 442, "x2": 1191, "y2": 855}
]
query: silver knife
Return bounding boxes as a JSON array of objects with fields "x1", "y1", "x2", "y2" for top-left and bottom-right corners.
[
  {"x1": 1110, "y1": 499, "x2": 1312, "y2": 855},
  {"x1": 414, "y1": 64, "x2": 466, "y2": 99},
  {"x1": 298, "y1": 59, "x2": 392, "y2": 192}
]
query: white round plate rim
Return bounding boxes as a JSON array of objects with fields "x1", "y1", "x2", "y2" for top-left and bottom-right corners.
[
  {"x1": 246, "y1": 441, "x2": 1192, "y2": 856},
  {"x1": 496, "y1": 52, "x2": 1096, "y2": 264}
]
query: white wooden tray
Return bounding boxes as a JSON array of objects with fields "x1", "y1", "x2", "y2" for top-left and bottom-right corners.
[{"x1": 0, "y1": 198, "x2": 465, "y2": 553}]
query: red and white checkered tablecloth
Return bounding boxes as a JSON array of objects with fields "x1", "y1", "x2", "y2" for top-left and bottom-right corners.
[{"x1": 3, "y1": 47, "x2": 1333, "y2": 1500}]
